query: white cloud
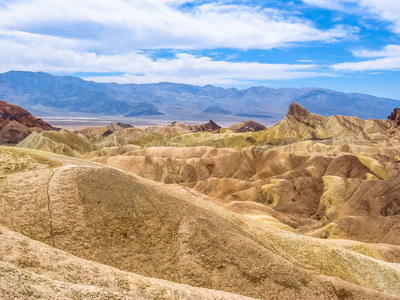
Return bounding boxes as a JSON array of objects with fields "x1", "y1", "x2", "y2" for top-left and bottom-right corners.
[
  {"x1": 0, "y1": 28, "x2": 331, "y2": 85},
  {"x1": 82, "y1": 53, "x2": 331, "y2": 87},
  {"x1": 353, "y1": 44, "x2": 400, "y2": 58},
  {"x1": 332, "y1": 44, "x2": 400, "y2": 71},
  {"x1": 332, "y1": 57, "x2": 400, "y2": 72},
  {"x1": 0, "y1": 0, "x2": 352, "y2": 50},
  {"x1": 0, "y1": 0, "x2": 344, "y2": 85},
  {"x1": 302, "y1": 0, "x2": 347, "y2": 10},
  {"x1": 303, "y1": 0, "x2": 400, "y2": 33},
  {"x1": 358, "y1": 0, "x2": 400, "y2": 33}
]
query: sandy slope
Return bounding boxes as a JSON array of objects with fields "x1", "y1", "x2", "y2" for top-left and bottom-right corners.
[
  {"x1": 0, "y1": 225, "x2": 255, "y2": 300},
  {"x1": 1, "y1": 146, "x2": 400, "y2": 299}
]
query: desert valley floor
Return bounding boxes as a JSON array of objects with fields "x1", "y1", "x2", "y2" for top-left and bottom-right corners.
[{"x1": 1, "y1": 100, "x2": 400, "y2": 299}]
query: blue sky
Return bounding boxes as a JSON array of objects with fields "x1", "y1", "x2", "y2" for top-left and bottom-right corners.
[{"x1": 0, "y1": 0, "x2": 400, "y2": 99}]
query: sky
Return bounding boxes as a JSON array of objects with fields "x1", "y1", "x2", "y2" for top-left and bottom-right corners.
[{"x1": 0, "y1": 0, "x2": 400, "y2": 99}]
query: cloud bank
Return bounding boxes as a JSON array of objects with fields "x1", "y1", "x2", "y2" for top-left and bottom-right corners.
[
  {"x1": 0, "y1": 0, "x2": 399, "y2": 91},
  {"x1": 0, "y1": 0, "x2": 351, "y2": 85}
]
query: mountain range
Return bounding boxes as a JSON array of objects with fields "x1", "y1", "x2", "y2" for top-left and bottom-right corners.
[{"x1": 1, "y1": 71, "x2": 399, "y2": 124}]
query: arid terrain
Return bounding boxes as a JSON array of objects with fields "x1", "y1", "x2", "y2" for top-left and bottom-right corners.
[{"x1": 2, "y1": 99, "x2": 400, "y2": 299}]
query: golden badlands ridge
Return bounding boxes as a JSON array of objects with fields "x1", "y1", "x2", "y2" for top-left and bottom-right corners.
[{"x1": 1, "y1": 101, "x2": 400, "y2": 299}]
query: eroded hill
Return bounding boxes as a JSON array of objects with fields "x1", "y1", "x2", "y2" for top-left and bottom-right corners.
[
  {"x1": 1, "y1": 146, "x2": 400, "y2": 299},
  {"x1": 0, "y1": 99, "x2": 53, "y2": 144},
  {"x1": 0, "y1": 225, "x2": 254, "y2": 300},
  {"x1": 5, "y1": 102, "x2": 400, "y2": 299},
  {"x1": 72, "y1": 103, "x2": 400, "y2": 247}
]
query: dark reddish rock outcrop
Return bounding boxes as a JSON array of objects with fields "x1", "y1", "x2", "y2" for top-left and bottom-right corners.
[
  {"x1": 387, "y1": 108, "x2": 400, "y2": 127},
  {"x1": 0, "y1": 100, "x2": 53, "y2": 144},
  {"x1": 0, "y1": 100, "x2": 53, "y2": 130},
  {"x1": 170, "y1": 120, "x2": 221, "y2": 132},
  {"x1": 229, "y1": 120, "x2": 266, "y2": 133},
  {"x1": 287, "y1": 102, "x2": 312, "y2": 122}
]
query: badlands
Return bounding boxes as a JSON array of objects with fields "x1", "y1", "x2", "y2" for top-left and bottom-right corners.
[{"x1": 1, "y1": 100, "x2": 400, "y2": 299}]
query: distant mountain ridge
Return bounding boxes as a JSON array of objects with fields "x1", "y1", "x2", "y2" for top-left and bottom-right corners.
[{"x1": 0, "y1": 70, "x2": 399, "y2": 122}]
